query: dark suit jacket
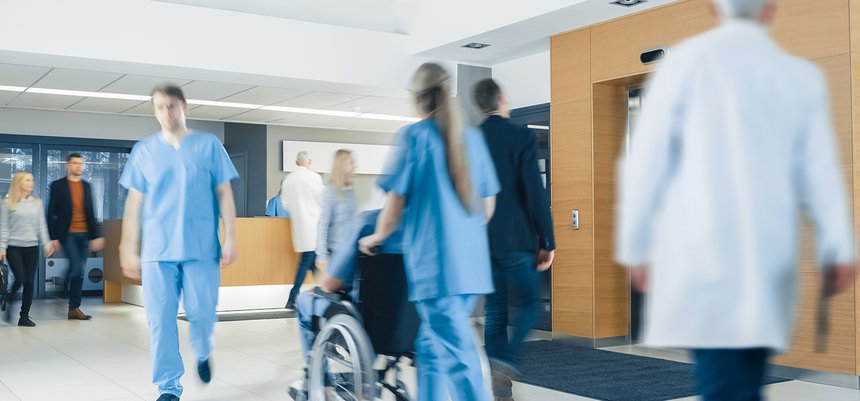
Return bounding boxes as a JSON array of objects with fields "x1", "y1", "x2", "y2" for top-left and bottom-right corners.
[
  {"x1": 47, "y1": 177, "x2": 101, "y2": 242},
  {"x1": 480, "y1": 115, "x2": 555, "y2": 253}
]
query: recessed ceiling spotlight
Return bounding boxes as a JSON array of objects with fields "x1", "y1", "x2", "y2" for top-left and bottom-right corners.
[
  {"x1": 462, "y1": 42, "x2": 491, "y2": 49},
  {"x1": 611, "y1": 0, "x2": 646, "y2": 7}
]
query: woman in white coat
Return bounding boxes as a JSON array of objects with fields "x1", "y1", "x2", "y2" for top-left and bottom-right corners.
[{"x1": 616, "y1": 1, "x2": 855, "y2": 400}]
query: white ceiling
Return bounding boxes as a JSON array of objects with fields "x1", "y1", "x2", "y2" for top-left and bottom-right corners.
[
  {"x1": 155, "y1": 0, "x2": 411, "y2": 34},
  {"x1": 0, "y1": 0, "x2": 671, "y2": 134},
  {"x1": 0, "y1": 63, "x2": 414, "y2": 133}
]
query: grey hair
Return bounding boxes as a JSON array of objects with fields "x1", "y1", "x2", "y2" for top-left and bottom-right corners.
[
  {"x1": 713, "y1": 0, "x2": 772, "y2": 19},
  {"x1": 296, "y1": 151, "x2": 310, "y2": 164}
]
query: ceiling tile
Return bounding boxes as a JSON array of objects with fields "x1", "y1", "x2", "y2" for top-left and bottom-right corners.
[
  {"x1": 0, "y1": 91, "x2": 23, "y2": 106},
  {"x1": 67, "y1": 98, "x2": 148, "y2": 113},
  {"x1": 341, "y1": 117, "x2": 407, "y2": 132},
  {"x1": 188, "y1": 105, "x2": 256, "y2": 120},
  {"x1": 7, "y1": 93, "x2": 84, "y2": 109},
  {"x1": 33, "y1": 68, "x2": 124, "y2": 91},
  {"x1": 221, "y1": 109, "x2": 294, "y2": 123},
  {"x1": 100, "y1": 75, "x2": 192, "y2": 96},
  {"x1": 122, "y1": 102, "x2": 155, "y2": 116},
  {"x1": 0, "y1": 63, "x2": 51, "y2": 87},
  {"x1": 180, "y1": 81, "x2": 255, "y2": 101},
  {"x1": 327, "y1": 96, "x2": 412, "y2": 115},
  {"x1": 273, "y1": 92, "x2": 364, "y2": 109},
  {"x1": 219, "y1": 86, "x2": 309, "y2": 105}
]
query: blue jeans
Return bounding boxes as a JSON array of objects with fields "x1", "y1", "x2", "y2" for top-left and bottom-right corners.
[
  {"x1": 297, "y1": 291, "x2": 332, "y2": 361},
  {"x1": 63, "y1": 232, "x2": 91, "y2": 309},
  {"x1": 484, "y1": 251, "x2": 539, "y2": 364},
  {"x1": 287, "y1": 251, "x2": 317, "y2": 307},
  {"x1": 692, "y1": 348, "x2": 770, "y2": 401}
]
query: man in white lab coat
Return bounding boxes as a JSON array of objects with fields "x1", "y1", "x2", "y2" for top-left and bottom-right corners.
[
  {"x1": 283, "y1": 151, "x2": 324, "y2": 309},
  {"x1": 617, "y1": 0, "x2": 855, "y2": 400}
]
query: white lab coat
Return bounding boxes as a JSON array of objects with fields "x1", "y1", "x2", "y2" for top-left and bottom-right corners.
[
  {"x1": 616, "y1": 20, "x2": 854, "y2": 351},
  {"x1": 282, "y1": 166, "x2": 324, "y2": 252}
]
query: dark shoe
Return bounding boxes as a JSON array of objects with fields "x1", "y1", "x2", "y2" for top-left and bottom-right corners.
[
  {"x1": 17, "y1": 316, "x2": 35, "y2": 327},
  {"x1": 288, "y1": 378, "x2": 307, "y2": 401},
  {"x1": 2, "y1": 304, "x2": 11, "y2": 324},
  {"x1": 68, "y1": 308, "x2": 92, "y2": 320},
  {"x1": 156, "y1": 394, "x2": 179, "y2": 401},
  {"x1": 285, "y1": 302, "x2": 296, "y2": 310},
  {"x1": 198, "y1": 358, "x2": 212, "y2": 383}
]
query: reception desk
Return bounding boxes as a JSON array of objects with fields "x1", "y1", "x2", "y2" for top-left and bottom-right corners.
[{"x1": 103, "y1": 218, "x2": 313, "y2": 310}]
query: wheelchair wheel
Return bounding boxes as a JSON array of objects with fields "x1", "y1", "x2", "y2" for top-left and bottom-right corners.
[{"x1": 309, "y1": 314, "x2": 377, "y2": 401}]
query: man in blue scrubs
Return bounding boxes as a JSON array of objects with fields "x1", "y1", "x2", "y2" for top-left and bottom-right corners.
[{"x1": 119, "y1": 84, "x2": 239, "y2": 401}]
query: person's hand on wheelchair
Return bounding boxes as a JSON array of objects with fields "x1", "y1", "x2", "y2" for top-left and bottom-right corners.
[{"x1": 358, "y1": 234, "x2": 382, "y2": 256}]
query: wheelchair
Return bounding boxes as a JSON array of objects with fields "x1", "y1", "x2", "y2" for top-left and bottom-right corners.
[{"x1": 302, "y1": 253, "x2": 491, "y2": 401}]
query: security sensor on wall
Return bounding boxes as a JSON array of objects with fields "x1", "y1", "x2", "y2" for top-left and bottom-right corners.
[{"x1": 640, "y1": 47, "x2": 668, "y2": 64}]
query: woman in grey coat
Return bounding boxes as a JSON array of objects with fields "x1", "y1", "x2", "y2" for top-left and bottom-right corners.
[
  {"x1": 315, "y1": 149, "x2": 358, "y2": 270},
  {"x1": 1, "y1": 172, "x2": 55, "y2": 326}
]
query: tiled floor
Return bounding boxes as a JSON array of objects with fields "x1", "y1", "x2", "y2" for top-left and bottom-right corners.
[{"x1": 0, "y1": 298, "x2": 857, "y2": 401}]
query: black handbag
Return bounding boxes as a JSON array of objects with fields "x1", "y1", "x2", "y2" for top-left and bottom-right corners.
[{"x1": 0, "y1": 260, "x2": 8, "y2": 312}]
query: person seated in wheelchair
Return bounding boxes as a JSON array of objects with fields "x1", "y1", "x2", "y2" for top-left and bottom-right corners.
[{"x1": 290, "y1": 209, "x2": 407, "y2": 400}]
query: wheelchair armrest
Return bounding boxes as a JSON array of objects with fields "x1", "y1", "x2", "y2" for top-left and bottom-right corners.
[{"x1": 312, "y1": 286, "x2": 350, "y2": 302}]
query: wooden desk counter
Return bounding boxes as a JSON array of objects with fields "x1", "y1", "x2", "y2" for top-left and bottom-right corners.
[{"x1": 103, "y1": 218, "x2": 308, "y2": 303}]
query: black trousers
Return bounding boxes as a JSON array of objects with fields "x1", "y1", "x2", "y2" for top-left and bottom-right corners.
[{"x1": 7, "y1": 246, "x2": 39, "y2": 318}]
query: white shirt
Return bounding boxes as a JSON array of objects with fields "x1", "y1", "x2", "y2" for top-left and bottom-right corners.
[
  {"x1": 282, "y1": 166, "x2": 324, "y2": 252},
  {"x1": 616, "y1": 20, "x2": 854, "y2": 351}
]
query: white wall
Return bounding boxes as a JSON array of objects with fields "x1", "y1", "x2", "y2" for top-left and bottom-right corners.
[
  {"x1": 0, "y1": 108, "x2": 225, "y2": 142},
  {"x1": 492, "y1": 50, "x2": 550, "y2": 109},
  {"x1": 267, "y1": 125, "x2": 396, "y2": 211}
]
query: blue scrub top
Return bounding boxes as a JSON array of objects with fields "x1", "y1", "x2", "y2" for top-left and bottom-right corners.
[
  {"x1": 326, "y1": 209, "x2": 403, "y2": 298},
  {"x1": 119, "y1": 131, "x2": 239, "y2": 263},
  {"x1": 265, "y1": 195, "x2": 290, "y2": 218},
  {"x1": 378, "y1": 119, "x2": 500, "y2": 302}
]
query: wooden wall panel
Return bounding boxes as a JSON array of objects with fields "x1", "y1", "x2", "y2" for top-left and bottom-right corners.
[
  {"x1": 774, "y1": 270, "x2": 856, "y2": 374},
  {"x1": 852, "y1": 0, "x2": 860, "y2": 375},
  {"x1": 551, "y1": 29, "x2": 592, "y2": 102},
  {"x1": 551, "y1": 98, "x2": 595, "y2": 337},
  {"x1": 592, "y1": 83, "x2": 630, "y2": 338},
  {"x1": 551, "y1": 27, "x2": 595, "y2": 337},
  {"x1": 771, "y1": 0, "x2": 849, "y2": 60},
  {"x1": 590, "y1": 0, "x2": 714, "y2": 82}
]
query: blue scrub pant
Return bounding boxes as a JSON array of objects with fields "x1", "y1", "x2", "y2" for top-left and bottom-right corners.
[
  {"x1": 692, "y1": 348, "x2": 770, "y2": 401},
  {"x1": 142, "y1": 261, "x2": 220, "y2": 397},
  {"x1": 414, "y1": 294, "x2": 489, "y2": 401}
]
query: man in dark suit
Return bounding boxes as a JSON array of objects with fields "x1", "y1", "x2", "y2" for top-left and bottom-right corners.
[
  {"x1": 474, "y1": 78, "x2": 555, "y2": 401},
  {"x1": 47, "y1": 153, "x2": 104, "y2": 320}
]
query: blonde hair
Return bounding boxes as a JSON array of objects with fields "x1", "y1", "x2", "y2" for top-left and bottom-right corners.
[
  {"x1": 6, "y1": 172, "x2": 34, "y2": 211},
  {"x1": 412, "y1": 62, "x2": 474, "y2": 212},
  {"x1": 328, "y1": 149, "x2": 354, "y2": 198}
]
